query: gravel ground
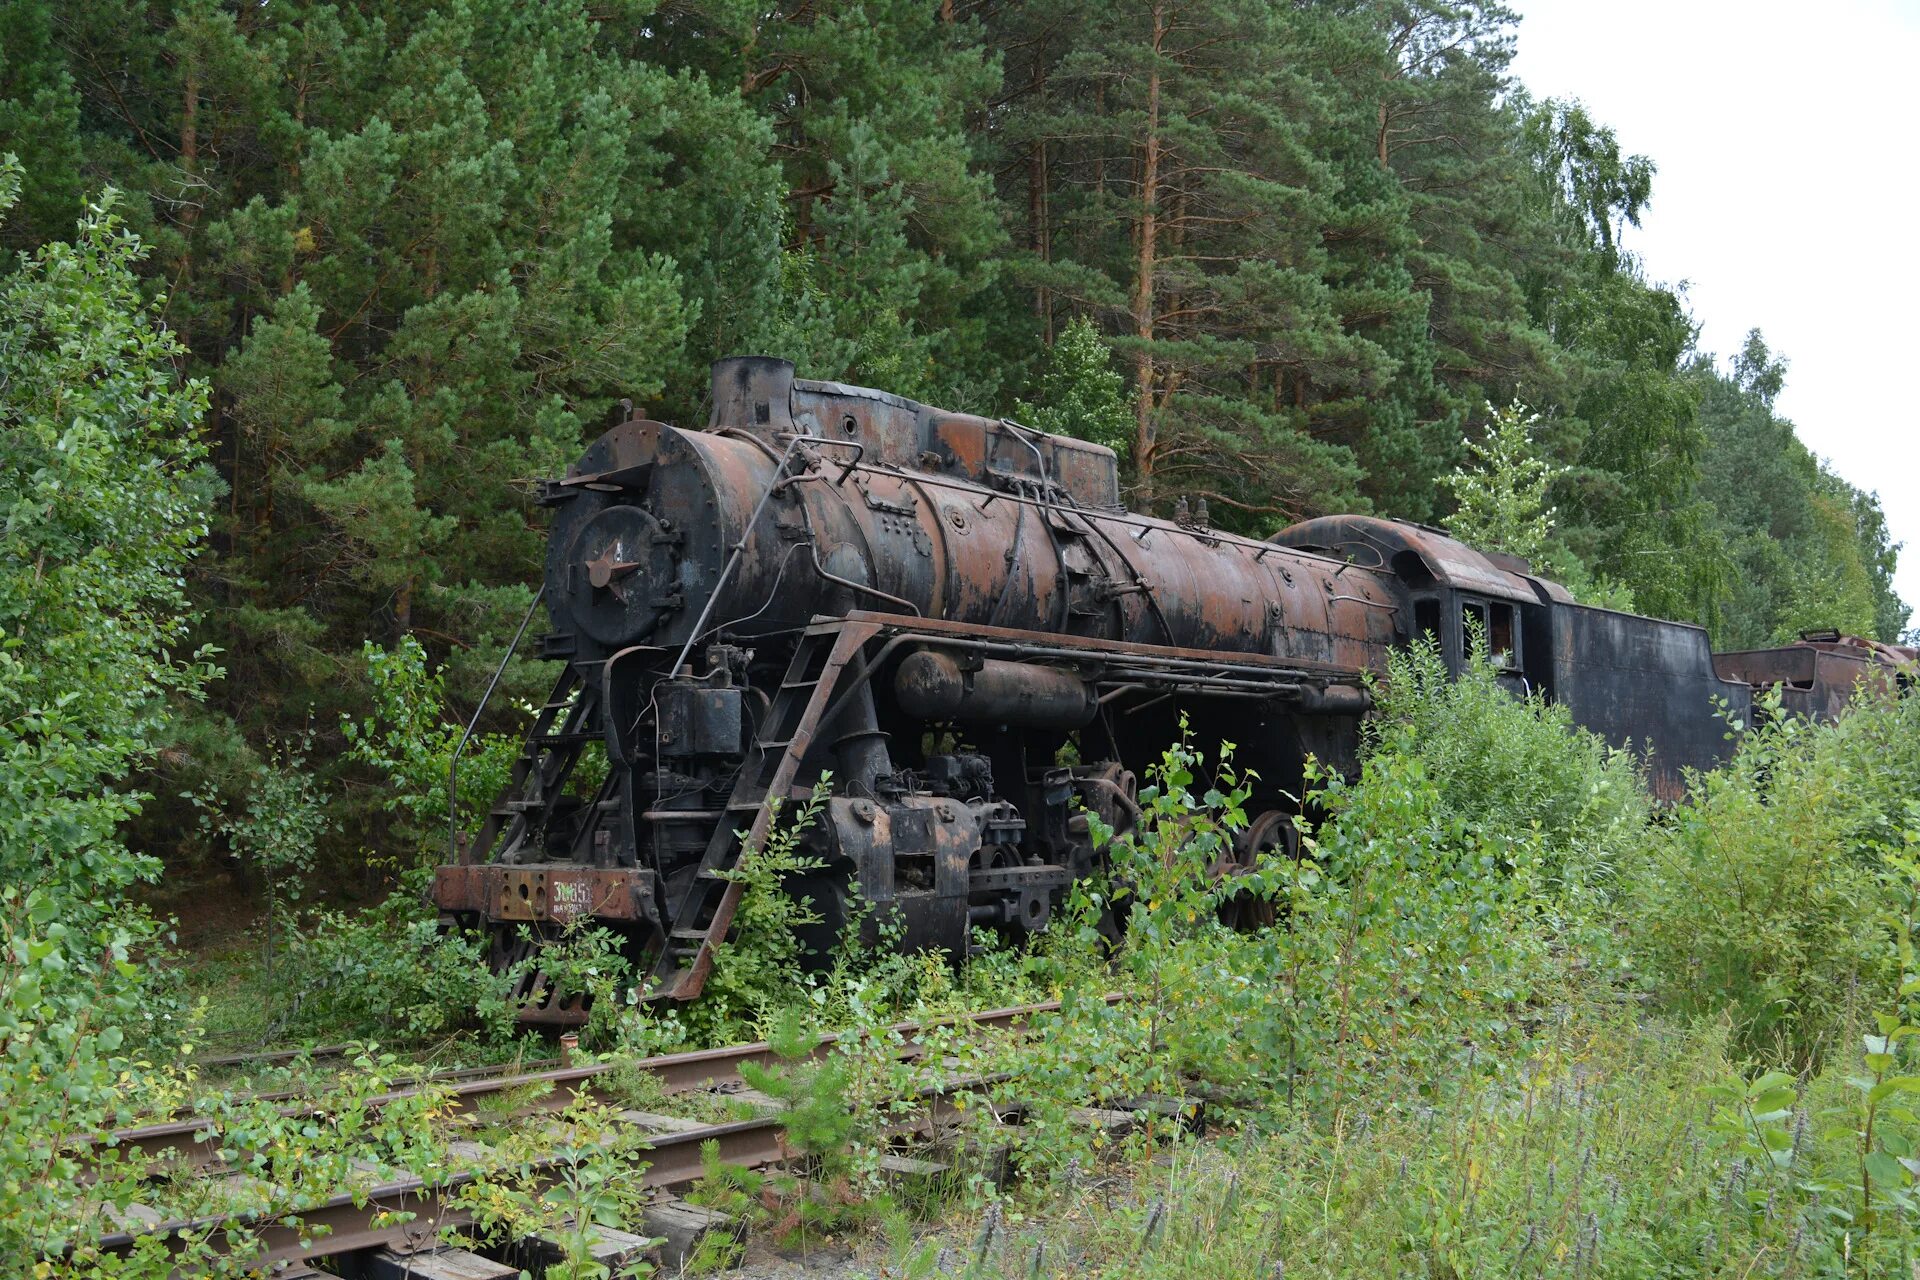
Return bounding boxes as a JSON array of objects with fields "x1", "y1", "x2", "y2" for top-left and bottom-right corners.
[{"x1": 687, "y1": 1237, "x2": 882, "y2": 1279}]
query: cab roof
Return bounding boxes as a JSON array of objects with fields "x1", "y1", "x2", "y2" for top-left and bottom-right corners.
[{"x1": 1269, "y1": 515, "x2": 1573, "y2": 606}]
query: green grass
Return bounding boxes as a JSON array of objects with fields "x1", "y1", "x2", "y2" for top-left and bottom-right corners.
[
  {"x1": 882, "y1": 1009, "x2": 1880, "y2": 1279},
  {"x1": 165, "y1": 926, "x2": 284, "y2": 1056}
]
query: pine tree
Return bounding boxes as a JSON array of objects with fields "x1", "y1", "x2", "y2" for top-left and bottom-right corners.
[
  {"x1": 45, "y1": 0, "x2": 787, "y2": 853},
  {"x1": 0, "y1": 2, "x2": 86, "y2": 253},
  {"x1": 1348, "y1": 0, "x2": 1553, "y2": 523},
  {"x1": 990, "y1": 0, "x2": 1382, "y2": 520},
  {"x1": 623, "y1": 0, "x2": 1009, "y2": 404}
]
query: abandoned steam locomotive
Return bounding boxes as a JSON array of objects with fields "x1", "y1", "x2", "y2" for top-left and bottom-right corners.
[{"x1": 431, "y1": 357, "x2": 1913, "y2": 1024}]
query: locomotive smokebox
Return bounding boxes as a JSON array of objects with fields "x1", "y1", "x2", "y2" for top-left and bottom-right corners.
[
  {"x1": 894, "y1": 650, "x2": 1097, "y2": 729},
  {"x1": 547, "y1": 418, "x2": 792, "y2": 652}
]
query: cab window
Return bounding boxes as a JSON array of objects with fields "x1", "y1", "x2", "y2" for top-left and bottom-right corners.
[
  {"x1": 1414, "y1": 597, "x2": 1441, "y2": 643},
  {"x1": 1460, "y1": 597, "x2": 1520, "y2": 670}
]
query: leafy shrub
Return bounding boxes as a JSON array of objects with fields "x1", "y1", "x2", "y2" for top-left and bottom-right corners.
[
  {"x1": 672, "y1": 787, "x2": 836, "y2": 1043},
  {"x1": 1368, "y1": 639, "x2": 1649, "y2": 888},
  {"x1": 1627, "y1": 688, "x2": 1920, "y2": 1064},
  {"x1": 1012, "y1": 316, "x2": 1133, "y2": 458},
  {"x1": 1281, "y1": 748, "x2": 1574, "y2": 1104},
  {"x1": 287, "y1": 888, "x2": 519, "y2": 1042},
  {"x1": 341, "y1": 634, "x2": 524, "y2": 860},
  {"x1": 0, "y1": 163, "x2": 217, "y2": 1248},
  {"x1": 189, "y1": 732, "x2": 329, "y2": 1024},
  {"x1": 266, "y1": 637, "x2": 540, "y2": 1046}
]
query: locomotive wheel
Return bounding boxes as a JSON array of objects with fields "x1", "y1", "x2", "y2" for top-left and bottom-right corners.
[{"x1": 1213, "y1": 808, "x2": 1295, "y2": 931}]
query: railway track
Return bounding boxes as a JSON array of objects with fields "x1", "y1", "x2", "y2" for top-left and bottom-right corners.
[
  {"x1": 74, "y1": 998, "x2": 1111, "y2": 1277},
  {"x1": 102, "y1": 1053, "x2": 564, "y2": 1167}
]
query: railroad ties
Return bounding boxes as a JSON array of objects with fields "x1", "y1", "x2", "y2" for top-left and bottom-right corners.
[{"x1": 72, "y1": 996, "x2": 1203, "y2": 1277}]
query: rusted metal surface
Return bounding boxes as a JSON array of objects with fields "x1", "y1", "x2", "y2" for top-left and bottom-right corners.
[
  {"x1": 894, "y1": 651, "x2": 1097, "y2": 728},
  {"x1": 716, "y1": 356, "x2": 1124, "y2": 509},
  {"x1": 1715, "y1": 631, "x2": 1914, "y2": 722},
  {"x1": 1269, "y1": 514, "x2": 1574, "y2": 606},
  {"x1": 88, "y1": 1115, "x2": 794, "y2": 1271},
  {"x1": 99, "y1": 996, "x2": 1090, "y2": 1171},
  {"x1": 433, "y1": 865, "x2": 653, "y2": 925},
  {"x1": 84, "y1": 998, "x2": 1091, "y2": 1270},
  {"x1": 536, "y1": 357, "x2": 1403, "y2": 673}
]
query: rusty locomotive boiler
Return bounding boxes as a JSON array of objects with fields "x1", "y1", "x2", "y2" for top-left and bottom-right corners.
[{"x1": 433, "y1": 357, "x2": 1914, "y2": 1025}]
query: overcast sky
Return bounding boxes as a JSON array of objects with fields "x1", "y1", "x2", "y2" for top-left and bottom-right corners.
[{"x1": 1507, "y1": 0, "x2": 1919, "y2": 631}]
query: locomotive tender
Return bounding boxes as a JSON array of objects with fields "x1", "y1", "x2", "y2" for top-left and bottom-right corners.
[{"x1": 432, "y1": 357, "x2": 1911, "y2": 1024}]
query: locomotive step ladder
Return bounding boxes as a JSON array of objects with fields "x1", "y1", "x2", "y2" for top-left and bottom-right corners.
[
  {"x1": 648, "y1": 618, "x2": 881, "y2": 1000},
  {"x1": 469, "y1": 663, "x2": 602, "y2": 865}
]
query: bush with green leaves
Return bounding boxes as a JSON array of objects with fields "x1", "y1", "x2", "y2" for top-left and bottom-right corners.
[
  {"x1": 1012, "y1": 316, "x2": 1133, "y2": 458},
  {"x1": 1367, "y1": 638, "x2": 1649, "y2": 890},
  {"x1": 286, "y1": 889, "x2": 521, "y2": 1043},
  {"x1": 341, "y1": 634, "x2": 525, "y2": 861},
  {"x1": 664, "y1": 787, "x2": 836, "y2": 1044},
  {"x1": 189, "y1": 732, "x2": 329, "y2": 1026},
  {"x1": 237, "y1": 627, "x2": 598, "y2": 1049},
  {"x1": 0, "y1": 157, "x2": 217, "y2": 1249},
  {"x1": 1627, "y1": 688, "x2": 1920, "y2": 1064},
  {"x1": 957, "y1": 704, "x2": 1601, "y2": 1188}
]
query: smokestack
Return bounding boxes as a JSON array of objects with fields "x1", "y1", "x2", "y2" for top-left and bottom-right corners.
[{"x1": 709, "y1": 356, "x2": 795, "y2": 434}]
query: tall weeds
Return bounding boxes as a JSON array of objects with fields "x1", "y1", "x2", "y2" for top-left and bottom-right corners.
[{"x1": 1627, "y1": 687, "x2": 1920, "y2": 1064}]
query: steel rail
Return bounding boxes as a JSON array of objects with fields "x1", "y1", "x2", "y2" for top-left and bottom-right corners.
[
  {"x1": 79, "y1": 998, "x2": 1078, "y2": 1273},
  {"x1": 87, "y1": 1112, "x2": 799, "y2": 1268},
  {"x1": 93, "y1": 998, "x2": 1091, "y2": 1169},
  {"x1": 89, "y1": 1072, "x2": 1015, "y2": 1272},
  {"x1": 95, "y1": 1055, "x2": 563, "y2": 1162}
]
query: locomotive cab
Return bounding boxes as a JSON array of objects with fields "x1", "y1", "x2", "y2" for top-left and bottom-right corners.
[
  {"x1": 1274, "y1": 518, "x2": 1560, "y2": 696},
  {"x1": 1268, "y1": 515, "x2": 1753, "y2": 801}
]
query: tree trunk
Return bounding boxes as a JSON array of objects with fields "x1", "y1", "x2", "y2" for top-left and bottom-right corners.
[
  {"x1": 177, "y1": 64, "x2": 200, "y2": 259},
  {"x1": 1029, "y1": 108, "x2": 1051, "y2": 339},
  {"x1": 1131, "y1": 1, "x2": 1166, "y2": 501},
  {"x1": 1028, "y1": 57, "x2": 1051, "y2": 336}
]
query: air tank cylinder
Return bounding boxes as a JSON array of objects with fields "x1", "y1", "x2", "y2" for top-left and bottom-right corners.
[{"x1": 893, "y1": 650, "x2": 1097, "y2": 729}]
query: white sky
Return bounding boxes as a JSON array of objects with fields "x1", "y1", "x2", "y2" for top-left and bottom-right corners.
[{"x1": 1508, "y1": 0, "x2": 1920, "y2": 631}]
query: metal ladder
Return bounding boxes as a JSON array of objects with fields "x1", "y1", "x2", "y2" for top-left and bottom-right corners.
[
  {"x1": 468, "y1": 665, "x2": 601, "y2": 865},
  {"x1": 648, "y1": 620, "x2": 878, "y2": 998}
]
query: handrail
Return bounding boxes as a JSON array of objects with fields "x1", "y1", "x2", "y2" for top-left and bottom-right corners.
[{"x1": 447, "y1": 585, "x2": 544, "y2": 864}]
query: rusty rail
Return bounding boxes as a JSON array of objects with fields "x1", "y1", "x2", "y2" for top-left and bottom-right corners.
[
  {"x1": 99, "y1": 999, "x2": 1073, "y2": 1169},
  {"x1": 79, "y1": 996, "x2": 1088, "y2": 1273},
  {"x1": 96, "y1": 1054, "x2": 562, "y2": 1161}
]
